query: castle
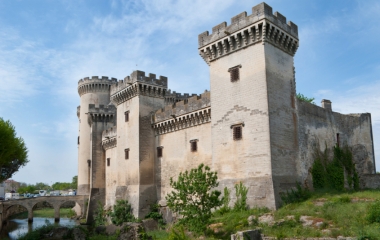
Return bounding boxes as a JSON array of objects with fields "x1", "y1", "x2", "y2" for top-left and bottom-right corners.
[{"x1": 76, "y1": 2, "x2": 376, "y2": 221}]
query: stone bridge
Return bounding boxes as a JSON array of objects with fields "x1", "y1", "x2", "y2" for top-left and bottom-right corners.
[{"x1": 0, "y1": 195, "x2": 89, "y2": 223}]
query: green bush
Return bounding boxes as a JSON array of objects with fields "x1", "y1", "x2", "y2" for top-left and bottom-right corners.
[
  {"x1": 366, "y1": 200, "x2": 380, "y2": 224},
  {"x1": 233, "y1": 182, "x2": 248, "y2": 211},
  {"x1": 145, "y1": 203, "x2": 165, "y2": 228},
  {"x1": 217, "y1": 187, "x2": 231, "y2": 215},
  {"x1": 109, "y1": 199, "x2": 135, "y2": 226},
  {"x1": 280, "y1": 182, "x2": 311, "y2": 205},
  {"x1": 94, "y1": 201, "x2": 107, "y2": 227},
  {"x1": 166, "y1": 164, "x2": 222, "y2": 233},
  {"x1": 296, "y1": 93, "x2": 315, "y2": 104}
]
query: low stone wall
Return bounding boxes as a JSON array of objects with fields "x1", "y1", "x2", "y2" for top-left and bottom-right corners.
[{"x1": 360, "y1": 174, "x2": 380, "y2": 189}]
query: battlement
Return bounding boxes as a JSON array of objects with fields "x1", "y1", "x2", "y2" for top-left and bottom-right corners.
[
  {"x1": 164, "y1": 90, "x2": 198, "y2": 105},
  {"x1": 78, "y1": 76, "x2": 118, "y2": 96},
  {"x1": 88, "y1": 104, "x2": 117, "y2": 114},
  {"x1": 153, "y1": 91, "x2": 211, "y2": 123},
  {"x1": 102, "y1": 126, "x2": 117, "y2": 141},
  {"x1": 198, "y1": 2, "x2": 298, "y2": 49}
]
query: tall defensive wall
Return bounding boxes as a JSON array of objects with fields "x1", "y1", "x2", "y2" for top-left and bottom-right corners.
[
  {"x1": 77, "y1": 76, "x2": 117, "y2": 195},
  {"x1": 199, "y1": 2, "x2": 299, "y2": 209}
]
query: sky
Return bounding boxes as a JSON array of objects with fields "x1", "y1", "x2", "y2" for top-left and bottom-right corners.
[{"x1": 0, "y1": 0, "x2": 380, "y2": 184}]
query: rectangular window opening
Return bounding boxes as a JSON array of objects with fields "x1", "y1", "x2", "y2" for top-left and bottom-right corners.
[
  {"x1": 233, "y1": 125, "x2": 243, "y2": 140},
  {"x1": 125, "y1": 148, "x2": 129, "y2": 160},
  {"x1": 157, "y1": 147, "x2": 163, "y2": 158},
  {"x1": 125, "y1": 111, "x2": 129, "y2": 122},
  {"x1": 228, "y1": 65, "x2": 241, "y2": 82},
  {"x1": 190, "y1": 141, "x2": 198, "y2": 152},
  {"x1": 337, "y1": 133, "x2": 340, "y2": 147},
  {"x1": 107, "y1": 158, "x2": 110, "y2": 166}
]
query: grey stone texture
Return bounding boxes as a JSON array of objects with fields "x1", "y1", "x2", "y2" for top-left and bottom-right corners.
[{"x1": 75, "y1": 2, "x2": 377, "y2": 223}]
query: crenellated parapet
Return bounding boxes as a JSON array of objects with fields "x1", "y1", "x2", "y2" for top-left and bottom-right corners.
[
  {"x1": 110, "y1": 70, "x2": 168, "y2": 105},
  {"x1": 87, "y1": 104, "x2": 116, "y2": 125},
  {"x1": 164, "y1": 90, "x2": 198, "y2": 105},
  {"x1": 78, "y1": 76, "x2": 118, "y2": 96},
  {"x1": 198, "y1": 3, "x2": 299, "y2": 64},
  {"x1": 152, "y1": 91, "x2": 211, "y2": 135},
  {"x1": 102, "y1": 126, "x2": 117, "y2": 150}
]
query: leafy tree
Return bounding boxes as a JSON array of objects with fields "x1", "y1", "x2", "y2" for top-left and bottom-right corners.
[
  {"x1": 0, "y1": 118, "x2": 28, "y2": 182},
  {"x1": 109, "y1": 199, "x2": 135, "y2": 225},
  {"x1": 296, "y1": 93, "x2": 315, "y2": 104},
  {"x1": 166, "y1": 164, "x2": 222, "y2": 233},
  {"x1": 35, "y1": 182, "x2": 50, "y2": 190},
  {"x1": 233, "y1": 182, "x2": 248, "y2": 211},
  {"x1": 72, "y1": 175, "x2": 78, "y2": 189}
]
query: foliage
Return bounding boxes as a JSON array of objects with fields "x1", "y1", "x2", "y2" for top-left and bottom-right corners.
[
  {"x1": 233, "y1": 182, "x2": 248, "y2": 211},
  {"x1": 217, "y1": 187, "x2": 231, "y2": 215},
  {"x1": 167, "y1": 225, "x2": 192, "y2": 240},
  {"x1": 145, "y1": 203, "x2": 165, "y2": 228},
  {"x1": 109, "y1": 199, "x2": 135, "y2": 226},
  {"x1": 94, "y1": 201, "x2": 107, "y2": 227},
  {"x1": 280, "y1": 182, "x2": 311, "y2": 205},
  {"x1": 296, "y1": 93, "x2": 315, "y2": 104},
  {"x1": 52, "y1": 176, "x2": 78, "y2": 191},
  {"x1": 0, "y1": 118, "x2": 29, "y2": 182},
  {"x1": 366, "y1": 200, "x2": 380, "y2": 224},
  {"x1": 311, "y1": 145, "x2": 359, "y2": 191},
  {"x1": 18, "y1": 221, "x2": 57, "y2": 240},
  {"x1": 166, "y1": 164, "x2": 222, "y2": 233}
]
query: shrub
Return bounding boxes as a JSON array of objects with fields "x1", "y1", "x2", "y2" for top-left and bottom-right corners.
[
  {"x1": 296, "y1": 93, "x2": 315, "y2": 104},
  {"x1": 94, "y1": 201, "x2": 106, "y2": 227},
  {"x1": 109, "y1": 199, "x2": 135, "y2": 226},
  {"x1": 366, "y1": 200, "x2": 380, "y2": 224},
  {"x1": 145, "y1": 203, "x2": 165, "y2": 228},
  {"x1": 234, "y1": 182, "x2": 248, "y2": 211},
  {"x1": 218, "y1": 187, "x2": 231, "y2": 214},
  {"x1": 166, "y1": 164, "x2": 222, "y2": 233},
  {"x1": 280, "y1": 182, "x2": 311, "y2": 205}
]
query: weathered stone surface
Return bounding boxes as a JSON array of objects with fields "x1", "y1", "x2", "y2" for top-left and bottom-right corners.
[
  {"x1": 258, "y1": 214, "x2": 274, "y2": 226},
  {"x1": 117, "y1": 222, "x2": 152, "y2": 240},
  {"x1": 142, "y1": 218, "x2": 158, "y2": 231},
  {"x1": 231, "y1": 229, "x2": 261, "y2": 240},
  {"x1": 105, "y1": 224, "x2": 121, "y2": 235},
  {"x1": 72, "y1": 228, "x2": 86, "y2": 240},
  {"x1": 300, "y1": 216, "x2": 313, "y2": 227}
]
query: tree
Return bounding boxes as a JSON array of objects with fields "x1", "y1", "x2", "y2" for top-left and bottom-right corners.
[
  {"x1": 166, "y1": 164, "x2": 222, "y2": 233},
  {"x1": 0, "y1": 118, "x2": 28, "y2": 182},
  {"x1": 296, "y1": 93, "x2": 315, "y2": 104},
  {"x1": 109, "y1": 199, "x2": 135, "y2": 226},
  {"x1": 71, "y1": 175, "x2": 78, "y2": 189}
]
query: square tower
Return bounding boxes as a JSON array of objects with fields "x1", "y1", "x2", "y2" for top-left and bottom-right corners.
[{"x1": 199, "y1": 3, "x2": 299, "y2": 209}]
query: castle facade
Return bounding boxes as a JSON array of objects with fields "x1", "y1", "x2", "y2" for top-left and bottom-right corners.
[{"x1": 77, "y1": 3, "x2": 376, "y2": 220}]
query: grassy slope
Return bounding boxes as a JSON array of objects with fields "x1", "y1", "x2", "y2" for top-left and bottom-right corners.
[{"x1": 148, "y1": 190, "x2": 380, "y2": 239}]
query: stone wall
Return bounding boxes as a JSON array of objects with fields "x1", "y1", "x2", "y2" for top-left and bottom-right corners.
[{"x1": 297, "y1": 100, "x2": 375, "y2": 188}]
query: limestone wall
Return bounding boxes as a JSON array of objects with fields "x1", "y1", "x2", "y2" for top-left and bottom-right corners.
[
  {"x1": 154, "y1": 122, "x2": 212, "y2": 206},
  {"x1": 297, "y1": 100, "x2": 376, "y2": 188},
  {"x1": 265, "y1": 43, "x2": 298, "y2": 207},
  {"x1": 209, "y1": 42, "x2": 276, "y2": 209}
]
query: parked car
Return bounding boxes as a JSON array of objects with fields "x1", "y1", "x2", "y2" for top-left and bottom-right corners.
[{"x1": 33, "y1": 194, "x2": 40, "y2": 198}]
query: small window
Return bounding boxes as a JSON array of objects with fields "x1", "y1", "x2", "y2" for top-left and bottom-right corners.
[
  {"x1": 190, "y1": 139, "x2": 198, "y2": 152},
  {"x1": 232, "y1": 125, "x2": 243, "y2": 140},
  {"x1": 125, "y1": 149, "x2": 129, "y2": 160},
  {"x1": 336, "y1": 133, "x2": 340, "y2": 147},
  {"x1": 107, "y1": 158, "x2": 110, "y2": 166},
  {"x1": 78, "y1": 136, "x2": 80, "y2": 145},
  {"x1": 157, "y1": 147, "x2": 163, "y2": 157},
  {"x1": 228, "y1": 65, "x2": 242, "y2": 82},
  {"x1": 125, "y1": 111, "x2": 129, "y2": 122},
  {"x1": 87, "y1": 160, "x2": 91, "y2": 168}
]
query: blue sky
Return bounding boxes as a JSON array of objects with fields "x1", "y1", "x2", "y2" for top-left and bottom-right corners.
[{"x1": 1, "y1": 0, "x2": 379, "y2": 184}]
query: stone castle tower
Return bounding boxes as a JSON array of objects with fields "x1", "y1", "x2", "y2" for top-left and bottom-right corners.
[
  {"x1": 199, "y1": 2, "x2": 299, "y2": 208},
  {"x1": 77, "y1": 2, "x2": 376, "y2": 221}
]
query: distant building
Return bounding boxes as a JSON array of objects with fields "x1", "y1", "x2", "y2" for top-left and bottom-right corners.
[{"x1": 3, "y1": 179, "x2": 20, "y2": 193}]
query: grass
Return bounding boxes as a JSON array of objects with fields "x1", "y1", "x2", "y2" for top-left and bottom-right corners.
[
  {"x1": 11, "y1": 208, "x2": 76, "y2": 219},
  {"x1": 147, "y1": 189, "x2": 380, "y2": 239}
]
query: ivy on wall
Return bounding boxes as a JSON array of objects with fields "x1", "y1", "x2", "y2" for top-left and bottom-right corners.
[{"x1": 311, "y1": 145, "x2": 359, "y2": 191}]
